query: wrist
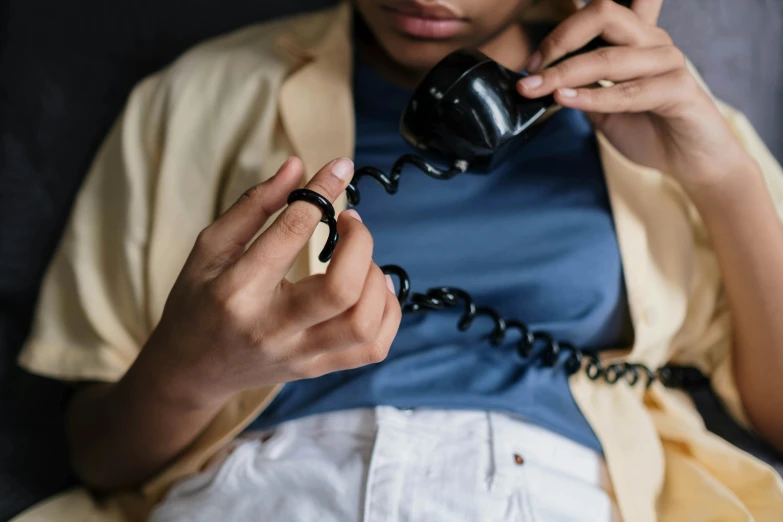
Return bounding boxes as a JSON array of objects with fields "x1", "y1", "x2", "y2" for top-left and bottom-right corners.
[
  {"x1": 119, "y1": 333, "x2": 231, "y2": 416},
  {"x1": 678, "y1": 153, "x2": 763, "y2": 219}
]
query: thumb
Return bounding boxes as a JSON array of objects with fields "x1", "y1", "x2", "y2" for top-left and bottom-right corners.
[{"x1": 192, "y1": 157, "x2": 305, "y2": 268}]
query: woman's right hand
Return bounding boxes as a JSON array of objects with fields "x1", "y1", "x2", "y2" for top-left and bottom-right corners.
[{"x1": 139, "y1": 156, "x2": 402, "y2": 411}]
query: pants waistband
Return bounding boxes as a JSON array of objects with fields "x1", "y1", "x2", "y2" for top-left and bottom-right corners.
[{"x1": 243, "y1": 407, "x2": 605, "y2": 483}]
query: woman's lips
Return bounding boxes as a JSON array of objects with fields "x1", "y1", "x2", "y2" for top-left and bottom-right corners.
[{"x1": 387, "y1": 10, "x2": 467, "y2": 39}]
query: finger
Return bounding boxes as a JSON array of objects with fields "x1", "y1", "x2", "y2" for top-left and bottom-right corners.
[
  {"x1": 305, "y1": 287, "x2": 402, "y2": 376},
  {"x1": 517, "y1": 45, "x2": 684, "y2": 98},
  {"x1": 232, "y1": 157, "x2": 354, "y2": 284},
  {"x1": 631, "y1": 0, "x2": 664, "y2": 25},
  {"x1": 275, "y1": 209, "x2": 374, "y2": 334},
  {"x1": 295, "y1": 264, "x2": 389, "y2": 356},
  {"x1": 553, "y1": 68, "x2": 698, "y2": 117},
  {"x1": 526, "y1": 0, "x2": 669, "y2": 73},
  {"x1": 189, "y1": 156, "x2": 303, "y2": 272}
]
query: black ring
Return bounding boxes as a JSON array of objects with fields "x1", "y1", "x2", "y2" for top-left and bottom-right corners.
[{"x1": 287, "y1": 189, "x2": 339, "y2": 263}]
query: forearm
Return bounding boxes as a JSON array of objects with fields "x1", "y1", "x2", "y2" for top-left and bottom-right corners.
[
  {"x1": 68, "y1": 344, "x2": 225, "y2": 491},
  {"x1": 65, "y1": 157, "x2": 389, "y2": 490},
  {"x1": 686, "y1": 159, "x2": 783, "y2": 451}
]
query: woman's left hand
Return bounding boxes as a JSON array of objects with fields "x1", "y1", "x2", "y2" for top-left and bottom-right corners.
[{"x1": 516, "y1": 0, "x2": 755, "y2": 189}]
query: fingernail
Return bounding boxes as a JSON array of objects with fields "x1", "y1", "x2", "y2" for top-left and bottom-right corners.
[
  {"x1": 519, "y1": 75, "x2": 543, "y2": 90},
  {"x1": 385, "y1": 275, "x2": 395, "y2": 294},
  {"x1": 342, "y1": 209, "x2": 362, "y2": 222},
  {"x1": 558, "y1": 88, "x2": 578, "y2": 98},
  {"x1": 526, "y1": 51, "x2": 542, "y2": 73},
  {"x1": 331, "y1": 157, "x2": 354, "y2": 180}
]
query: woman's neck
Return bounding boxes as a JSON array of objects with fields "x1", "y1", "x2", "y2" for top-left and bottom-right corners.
[{"x1": 357, "y1": 22, "x2": 532, "y2": 90}]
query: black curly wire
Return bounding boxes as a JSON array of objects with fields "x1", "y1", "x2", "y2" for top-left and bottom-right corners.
[
  {"x1": 380, "y1": 265, "x2": 708, "y2": 389},
  {"x1": 346, "y1": 154, "x2": 469, "y2": 206},
  {"x1": 288, "y1": 187, "x2": 710, "y2": 391}
]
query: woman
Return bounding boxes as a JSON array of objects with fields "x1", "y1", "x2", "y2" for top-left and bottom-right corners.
[{"x1": 16, "y1": 0, "x2": 783, "y2": 520}]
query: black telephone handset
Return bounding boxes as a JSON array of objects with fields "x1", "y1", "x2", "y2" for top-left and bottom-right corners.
[
  {"x1": 400, "y1": 47, "x2": 558, "y2": 173},
  {"x1": 400, "y1": 0, "x2": 634, "y2": 172},
  {"x1": 346, "y1": 0, "x2": 634, "y2": 205},
  {"x1": 288, "y1": 0, "x2": 709, "y2": 391}
]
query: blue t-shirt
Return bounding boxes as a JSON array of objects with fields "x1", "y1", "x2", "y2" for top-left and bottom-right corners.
[{"x1": 247, "y1": 56, "x2": 633, "y2": 452}]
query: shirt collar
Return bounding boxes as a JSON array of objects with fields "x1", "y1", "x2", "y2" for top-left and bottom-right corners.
[{"x1": 274, "y1": 2, "x2": 354, "y2": 66}]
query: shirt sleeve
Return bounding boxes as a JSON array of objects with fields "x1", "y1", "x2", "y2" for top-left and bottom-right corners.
[
  {"x1": 708, "y1": 100, "x2": 783, "y2": 429},
  {"x1": 17, "y1": 73, "x2": 168, "y2": 383}
]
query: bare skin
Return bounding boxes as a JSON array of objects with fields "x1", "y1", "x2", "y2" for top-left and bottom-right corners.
[
  {"x1": 69, "y1": 0, "x2": 542, "y2": 491},
  {"x1": 69, "y1": 158, "x2": 402, "y2": 489},
  {"x1": 514, "y1": 0, "x2": 783, "y2": 451},
  {"x1": 69, "y1": 0, "x2": 783, "y2": 491}
]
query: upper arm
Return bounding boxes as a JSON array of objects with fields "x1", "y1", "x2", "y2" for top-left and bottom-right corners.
[{"x1": 18, "y1": 74, "x2": 168, "y2": 383}]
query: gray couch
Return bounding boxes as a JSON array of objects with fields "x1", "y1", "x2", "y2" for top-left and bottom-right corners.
[
  {"x1": 0, "y1": 0, "x2": 780, "y2": 519},
  {"x1": 660, "y1": 0, "x2": 783, "y2": 157}
]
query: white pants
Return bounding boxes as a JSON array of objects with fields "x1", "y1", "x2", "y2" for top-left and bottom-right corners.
[{"x1": 151, "y1": 407, "x2": 621, "y2": 522}]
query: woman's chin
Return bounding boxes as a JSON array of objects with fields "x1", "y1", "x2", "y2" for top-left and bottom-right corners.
[{"x1": 373, "y1": 33, "x2": 461, "y2": 72}]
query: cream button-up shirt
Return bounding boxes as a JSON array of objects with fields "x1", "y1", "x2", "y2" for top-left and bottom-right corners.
[{"x1": 14, "y1": 2, "x2": 783, "y2": 521}]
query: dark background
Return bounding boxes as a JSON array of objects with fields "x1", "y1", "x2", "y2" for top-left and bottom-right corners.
[{"x1": 1, "y1": 0, "x2": 782, "y2": 519}]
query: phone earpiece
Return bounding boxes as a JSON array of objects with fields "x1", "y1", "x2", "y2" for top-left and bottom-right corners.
[
  {"x1": 400, "y1": 49, "x2": 554, "y2": 173},
  {"x1": 398, "y1": 0, "x2": 633, "y2": 172}
]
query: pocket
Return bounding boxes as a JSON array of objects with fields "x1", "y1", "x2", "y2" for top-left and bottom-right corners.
[{"x1": 151, "y1": 423, "x2": 372, "y2": 522}]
